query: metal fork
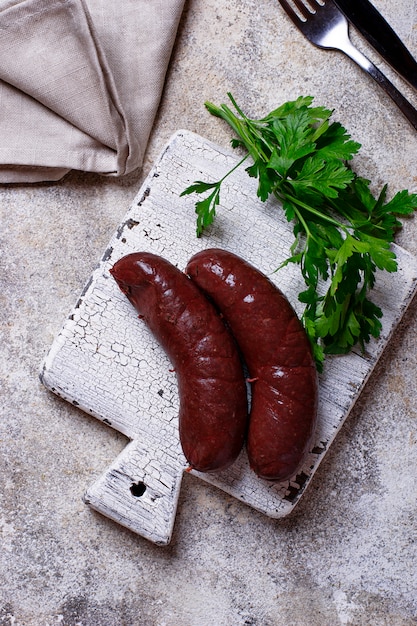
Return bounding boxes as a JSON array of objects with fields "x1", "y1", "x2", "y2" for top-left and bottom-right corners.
[{"x1": 277, "y1": 0, "x2": 417, "y2": 131}]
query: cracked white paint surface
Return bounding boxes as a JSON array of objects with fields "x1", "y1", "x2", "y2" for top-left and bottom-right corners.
[{"x1": 40, "y1": 130, "x2": 417, "y2": 545}]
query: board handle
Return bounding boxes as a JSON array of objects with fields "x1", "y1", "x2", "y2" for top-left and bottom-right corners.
[{"x1": 84, "y1": 438, "x2": 186, "y2": 545}]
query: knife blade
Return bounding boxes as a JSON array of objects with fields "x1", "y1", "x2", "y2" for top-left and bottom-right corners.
[{"x1": 334, "y1": 0, "x2": 417, "y2": 90}]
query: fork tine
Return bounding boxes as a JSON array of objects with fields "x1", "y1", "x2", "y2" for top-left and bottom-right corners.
[
  {"x1": 291, "y1": 0, "x2": 313, "y2": 19},
  {"x1": 279, "y1": 0, "x2": 306, "y2": 23},
  {"x1": 304, "y1": 0, "x2": 325, "y2": 10},
  {"x1": 279, "y1": 0, "x2": 314, "y2": 23}
]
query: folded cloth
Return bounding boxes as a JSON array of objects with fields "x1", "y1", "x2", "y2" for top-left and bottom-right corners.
[{"x1": 0, "y1": 0, "x2": 185, "y2": 182}]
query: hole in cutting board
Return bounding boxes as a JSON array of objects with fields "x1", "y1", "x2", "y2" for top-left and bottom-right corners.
[{"x1": 130, "y1": 481, "x2": 147, "y2": 497}]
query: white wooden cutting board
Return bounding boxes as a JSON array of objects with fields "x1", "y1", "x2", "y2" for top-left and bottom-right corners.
[{"x1": 40, "y1": 130, "x2": 417, "y2": 545}]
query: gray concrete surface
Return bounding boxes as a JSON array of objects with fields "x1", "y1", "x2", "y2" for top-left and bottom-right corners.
[{"x1": 1, "y1": 0, "x2": 417, "y2": 624}]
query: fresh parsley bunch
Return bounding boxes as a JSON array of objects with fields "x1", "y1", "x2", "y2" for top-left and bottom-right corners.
[{"x1": 181, "y1": 93, "x2": 417, "y2": 370}]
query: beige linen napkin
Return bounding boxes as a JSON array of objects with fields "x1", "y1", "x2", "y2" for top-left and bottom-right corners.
[{"x1": 0, "y1": 0, "x2": 185, "y2": 183}]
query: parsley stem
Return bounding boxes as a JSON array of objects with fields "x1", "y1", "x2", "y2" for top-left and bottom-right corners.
[
  {"x1": 278, "y1": 188, "x2": 349, "y2": 233},
  {"x1": 284, "y1": 197, "x2": 312, "y2": 241},
  {"x1": 219, "y1": 153, "x2": 250, "y2": 183},
  {"x1": 226, "y1": 92, "x2": 246, "y2": 119}
]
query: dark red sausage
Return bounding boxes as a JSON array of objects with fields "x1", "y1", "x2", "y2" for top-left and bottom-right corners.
[
  {"x1": 110, "y1": 252, "x2": 248, "y2": 473},
  {"x1": 186, "y1": 248, "x2": 318, "y2": 481}
]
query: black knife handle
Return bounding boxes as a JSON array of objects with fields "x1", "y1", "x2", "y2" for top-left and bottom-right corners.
[{"x1": 343, "y1": 36, "x2": 417, "y2": 132}]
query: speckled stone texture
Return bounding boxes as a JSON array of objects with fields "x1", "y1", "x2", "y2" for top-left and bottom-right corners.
[{"x1": 1, "y1": 0, "x2": 417, "y2": 624}]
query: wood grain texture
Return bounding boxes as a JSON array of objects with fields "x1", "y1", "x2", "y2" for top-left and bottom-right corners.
[{"x1": 40, "y1": 130, "x2": 417, "y2": 545}]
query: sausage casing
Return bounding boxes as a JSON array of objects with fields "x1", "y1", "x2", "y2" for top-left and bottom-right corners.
[
  {"x1": 186, "y1": 248, "x2": 318, "y2": 481},
  {"x1": 110, "y1": 252, "x2": 248, "y2": 473}
]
